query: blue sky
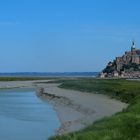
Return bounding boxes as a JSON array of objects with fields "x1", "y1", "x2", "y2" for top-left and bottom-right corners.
[{"x1": 0, "y1": 0, "x2": 140, "y2": 72}]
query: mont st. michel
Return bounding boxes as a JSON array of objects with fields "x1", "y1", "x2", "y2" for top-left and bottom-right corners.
[{"x1": 100, "y1": 41, "x2": 140, "y2": 78}]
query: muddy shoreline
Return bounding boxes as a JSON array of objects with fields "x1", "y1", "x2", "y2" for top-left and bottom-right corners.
[
  {"x1": 35, "y1": 83, "x2": 128, "y2": 135},
  {"x1": 0, "y1": 80, "x2": 128, "y2": 135}
]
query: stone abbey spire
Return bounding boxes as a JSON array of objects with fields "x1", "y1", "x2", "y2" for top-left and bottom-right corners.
[{"x1": 131, "y1": 40, "x2": 136, "y2": 52}]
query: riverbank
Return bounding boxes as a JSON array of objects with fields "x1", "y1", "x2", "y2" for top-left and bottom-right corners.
[
  {"x1": 47, "y1": 78, "x2": 140, "y2": 140},
  {"x1": 0, "y1": 79, "x2": 127, "y2": 136},
  {"x1": 0, "y1": 80, "x2": 51, "y2": 89},
  {"x1": 1, "y1": 78, "x2": 139, "y2": 140},
  {"x1": 35, "y1": 83, "x2": 127, "y2": 135}
]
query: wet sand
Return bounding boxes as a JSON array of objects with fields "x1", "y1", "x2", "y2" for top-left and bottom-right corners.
[
  {"x1": 0, "y1": 81, "x2": 128, "y2": 135},
  {"x1": 36, "y1": 83, "x2": 128, "y2": 135}
]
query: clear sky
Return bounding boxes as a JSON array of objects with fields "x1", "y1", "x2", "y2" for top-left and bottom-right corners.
[{"x1": 0, "y1": 0, "x2": 140, "y2": 72}]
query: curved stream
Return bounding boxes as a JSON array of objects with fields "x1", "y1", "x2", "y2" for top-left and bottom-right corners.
[{"x1": 0, "y1": 88, "x2": 60, "y2": 140}]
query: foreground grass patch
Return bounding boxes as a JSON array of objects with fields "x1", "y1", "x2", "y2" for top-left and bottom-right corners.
[{"x1": 49, "y1": 78, "x2": 140, "y2": 140}]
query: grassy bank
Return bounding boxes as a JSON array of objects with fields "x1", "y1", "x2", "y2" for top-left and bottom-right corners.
[{"x1": 49, "y1": 78, "x2": 140, "y2": 140}]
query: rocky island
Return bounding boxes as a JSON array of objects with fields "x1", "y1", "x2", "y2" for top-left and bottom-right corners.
[{"x1": 100, "y1": 41, "x2": 140, "y2": 78}]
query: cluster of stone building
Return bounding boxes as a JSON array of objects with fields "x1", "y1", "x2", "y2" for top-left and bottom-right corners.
[{"x1": 99, "y1": 41, "x2": 140, "y2": 78}]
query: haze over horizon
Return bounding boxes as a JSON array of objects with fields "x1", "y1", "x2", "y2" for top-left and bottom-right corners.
[{"x1": 0, "y1": 0, "x2": 140, "y2": 72}]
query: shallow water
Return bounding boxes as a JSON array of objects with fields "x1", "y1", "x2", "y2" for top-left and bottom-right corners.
[{"x1": 0, "y1": 88, "x2": 60, "y2": 140}]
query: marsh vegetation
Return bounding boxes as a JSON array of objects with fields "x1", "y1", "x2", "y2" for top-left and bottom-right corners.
[{"x1": 49, "y1": 78, "x2": 140, "y2": 140}]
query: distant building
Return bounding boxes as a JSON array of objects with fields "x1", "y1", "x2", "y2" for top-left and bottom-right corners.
[
  {"x1": 113, "y1": 71, "x2": 119, "y2": 77},
  {"x1": 99, "y1": 72, "x2": 106, "y2": 78}
]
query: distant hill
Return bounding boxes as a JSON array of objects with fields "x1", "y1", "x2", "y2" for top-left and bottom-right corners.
[{"x1": 0, "y1": 72, "x2": 99, "y2": 77}]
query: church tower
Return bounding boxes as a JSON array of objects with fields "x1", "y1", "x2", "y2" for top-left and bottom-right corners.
[{"x1": 131, "y1": 40, "x2": 136, "y2": 52}]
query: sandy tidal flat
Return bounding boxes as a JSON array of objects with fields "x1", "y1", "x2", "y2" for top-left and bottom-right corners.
[{"x1": 36, "y1": 83, "x2": 128, "y2": 135}]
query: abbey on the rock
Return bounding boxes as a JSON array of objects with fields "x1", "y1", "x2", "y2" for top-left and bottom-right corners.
[
  {"x1": 100, "y1": 41, "x2": 140, "y2": 78},
  {"x1": 116, "y1": 40, "x2": 140, "y2": 72}
]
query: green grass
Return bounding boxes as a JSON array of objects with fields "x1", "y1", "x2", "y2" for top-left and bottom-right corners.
[
  {"x1": 59, "y1": 78, "x2": 140, "y2": 103},
  {"x1": 49, "y1": 78, "x2": 140, "y2": 140}
]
